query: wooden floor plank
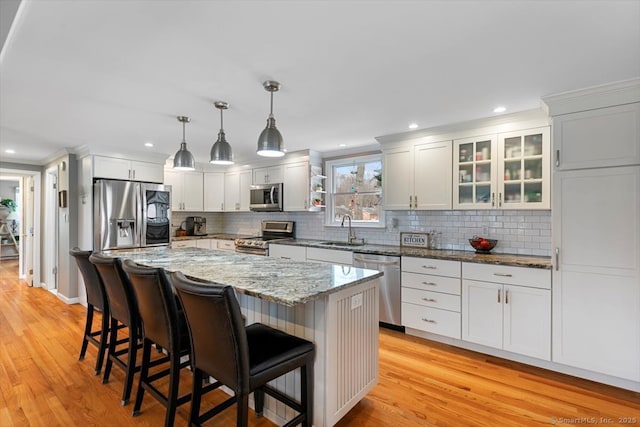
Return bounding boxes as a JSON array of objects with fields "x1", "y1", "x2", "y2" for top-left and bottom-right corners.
[{"x1": 1, "y1": 259, "x2": 638, "y2": 426}]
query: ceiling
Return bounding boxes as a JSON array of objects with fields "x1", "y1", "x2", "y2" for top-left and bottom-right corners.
[{"x1": 1, "y1": 0, "x2": 639, "y2": 167}]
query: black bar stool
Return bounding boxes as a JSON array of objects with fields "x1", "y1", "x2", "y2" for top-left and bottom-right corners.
[
  {"x1": 69, "y1": 247, "x2": 111, "y2": 375},
  {"x1": 122, "y1": 259, "x2": 193, "y2": 427},
  {"x1": 172, "y1": 271, "x2": 315, "y2": 427},
  {"x1": 89, "y1": 253, "x2": 141, "y2": 406}
]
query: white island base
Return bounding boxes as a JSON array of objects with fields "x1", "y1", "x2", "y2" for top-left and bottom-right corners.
[{"x1": 236, "y1": 277, "x2": 380, "y2": 427}]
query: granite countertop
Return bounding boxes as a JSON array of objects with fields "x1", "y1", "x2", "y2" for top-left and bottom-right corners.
[
  {"x1": 274, "y1": 239, "x2": 552, "y2": 269},
  {"x1": 105, "y1": 247, "x2": 383, "y2": 307},
  {"x1": 172, "y1": 233, "x2": 253, "y2": 242}
]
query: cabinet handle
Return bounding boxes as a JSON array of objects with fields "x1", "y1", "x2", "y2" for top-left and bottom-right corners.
[
  {"x1": 128, "y1": 169, "x2": 132, "y2": 179},
  {"x1": 421, "y1": 318, "x2": 436, "y2": 324},
  {"x1": 221, "y1": 203, "x2": 224, "y2": 211},
  {"x1": 281, "y1": 256, "x2": 291, "y2": 260},
  {"x1": 505, "y1": 289, "x2": 509, "y2": 304},
  {"x1": 421, "y1": 298, "x2": 437, "y2": 302},
  {"x1": 555, "y1": 247, "x2": 559, "y2": 271},
  {"x1": 409, "y1": 195, "x2": 413, "y2": 209},
  {"x1": 421, "y1": 265, "x2": 437, "y2": 270},
  {"x1": 497, "y1": 289, "x2": 501, "y2": 303},
  {"x1": 414, "y1": 195, "x2": 418, "y2": 208},
  {"x1": 421, "y1": 281, "x2": 437, "y2": 286},
  {"x1": 132, "y1": 170, "x2": 136, "y2": 180},
  {"x1": 555, "y1": 149, "x2": 560, "y2": 167},
  {"x1": 491, "y1": 192, "x2": 495, "y2": 207},
  {"x1": 493, "y1": 273, "x2": 513, "y2": 277},
  {"x1": 498, "y1": 192, "x2": 502, "y2": 208}
]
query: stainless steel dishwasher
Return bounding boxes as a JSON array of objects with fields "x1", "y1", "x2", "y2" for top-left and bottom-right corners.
[{"x1": 353, "y1": 252, "x2": 403, "y2": 331}]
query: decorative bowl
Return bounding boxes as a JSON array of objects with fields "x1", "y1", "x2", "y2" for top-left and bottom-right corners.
[{"x1": 469, "y1": 237, "x2": 497, "y2": 254}]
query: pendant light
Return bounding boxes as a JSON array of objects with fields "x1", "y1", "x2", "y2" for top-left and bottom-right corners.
[
  {"x1": 173, "y1": 116, "x2": 195, "y2": 170},
  {"x1": 257, "y1": 80, "x2": 285, "y2": 157},
  {"x1": 210, "y1": 101, "x2": 234, "y2": 165}
]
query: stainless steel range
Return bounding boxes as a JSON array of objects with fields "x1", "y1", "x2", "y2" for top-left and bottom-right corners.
[{"x1": 234, "y1": 220, "x2": 295, "y2": 256}]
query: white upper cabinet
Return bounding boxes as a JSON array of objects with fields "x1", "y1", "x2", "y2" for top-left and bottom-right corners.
[
  {"x1": 383, "y1": 139, "x2": 453, "y2": 210},
  {"x1": 93, "y1": 155, "x2": 164, "y2": 183},
  {"x1": 164, "y1": 170, "x2": 203, "y2": 211},
  {"x1": 552, "y1": 103, "x2": 640, "y2": 170},
  {"x1": 283, "y1": 161, "x2": 310, "y2": 211},
  {"x1": 224, "y1": 170, "x2": 252, "y2": 212},
  {"x1": 453, "y1": 127, "x2": 550, "y2": 209},
  {"x1": 253, "y1": 165, "x2": 284, "y2": 184},
  {"x1": 203, "y1": 172, "x2": 225, "y2": 212}
]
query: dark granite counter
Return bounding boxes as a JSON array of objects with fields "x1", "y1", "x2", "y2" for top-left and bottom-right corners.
[{"x1": 273, "y1": 239, "x2": 552, "y2": 269}]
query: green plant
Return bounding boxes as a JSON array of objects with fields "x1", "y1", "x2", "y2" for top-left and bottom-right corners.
[
  {"x1": 0, "y1": 199, "x2": 17, "y2": 212},
  {"x1": 372, "y1": 170, "x2": 382, "y2": 185}
]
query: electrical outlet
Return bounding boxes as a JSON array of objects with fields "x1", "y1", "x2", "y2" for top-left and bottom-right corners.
[{"x1": 351, "y1": 293, "x2": 363, "y2": 310}]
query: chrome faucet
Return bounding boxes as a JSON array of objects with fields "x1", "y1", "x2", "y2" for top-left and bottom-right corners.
[{"x1": 341, "y1": 214, "x2": 363, "y2": 245}]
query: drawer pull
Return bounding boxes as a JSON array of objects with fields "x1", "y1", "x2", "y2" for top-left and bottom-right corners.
[
  {"x1": 281, "y1": 256, "x2": 291, "y2": 259},
  {"x1": 505, "y1": 289, "x2": 509, "y2": 304},
  {"x1": 422, "y1": 265, "x2": 437, "y2": 270},
  {"x1": 497, "y1": 289, "x2": 501, "y2": 303},
  {"x1": 421, "y1": 298, "x2": 437, "y2": 302},
  {"x1": 422, "y1": 281, "x2": 437, "y2": 286},
  {"x1": 421, "y1": 318, "x2": 436, "y2": 323},
  {"x1": 493, "y1": 273, "x2": 513, "y2": 277}
]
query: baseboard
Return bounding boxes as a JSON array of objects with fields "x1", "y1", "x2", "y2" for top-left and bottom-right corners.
[{"x1": 56, "y1": 292, "x2": 80, "y2": 305}]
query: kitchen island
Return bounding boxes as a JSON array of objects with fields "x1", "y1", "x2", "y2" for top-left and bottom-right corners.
[{"x1": 106, "y1": 246, "x2": 383, "y2": 427}]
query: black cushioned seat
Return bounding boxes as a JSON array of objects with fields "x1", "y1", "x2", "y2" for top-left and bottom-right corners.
[
  {"x1": 121, "y1": 259, "x2": 193, "y2": 427},
  {"x1": 69, "y1": 248, "x2": 111, "y2": 375},
  {"x1": 89, "y1": 253, "x2": 141, "y2": 406},
  {"x1": 172, "y1": 271, "x2": 315, "y2": 427}
]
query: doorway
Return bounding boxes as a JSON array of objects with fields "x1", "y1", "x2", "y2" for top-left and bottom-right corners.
[{"x1": 0, "y1": 168, "x2": 41, "y2": 286}]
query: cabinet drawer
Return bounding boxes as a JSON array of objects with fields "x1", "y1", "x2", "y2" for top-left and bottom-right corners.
[
  {"x1": 401, "y1": 272, "x2": 461, "y2": 295},
  {"x1": 402, "y1": 303, "x2": 461, "y2": 339},
  {"x1": 402, "y1": 257, "x2": 461, "y2": 277},
  {"x1": 402, "y1": 288, "x2": 460, "y2": 312},
  {"x1": 462, "y1": 262, "x2": 551, "y2": 289},
  {"x1": 306, "y1": 247, "x2": 352, "y2": 265},
  {"x1": 270, "y1": 244, "x2": 307, "y2": 261},
  {"x1": 216, "y1": 240, "x2": 236, "y2": 251},
  {"x1": 172, "y1": 240, "x2": 197, "y2": 249}
]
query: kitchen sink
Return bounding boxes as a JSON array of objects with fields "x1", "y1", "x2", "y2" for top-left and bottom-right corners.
[{"x1": 318, "y1": 241, "x2": 365, "y2": 247}]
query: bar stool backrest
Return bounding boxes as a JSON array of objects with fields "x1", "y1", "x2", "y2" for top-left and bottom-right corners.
[
  {"x1": 89, "y1": 254, "x2": 137, "y2": 327},
  {"x1": 172, "y1": 271, "x2": 251, "y2": 394},
  {"x1": 122, "y1": 259, "x2": 179, "y2": 351},
  {"x1": 70, "y1": 248, "x2": 106, "y2": 310}
]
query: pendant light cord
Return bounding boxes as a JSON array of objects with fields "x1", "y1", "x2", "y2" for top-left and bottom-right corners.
[
  {"x1": 182, "y1": 121, "x2": 186, "y2": 143},
  {"x1": 220, "y1": 108, "x2": 224, "y2": 131},
  {"x1": 269, "y1": 90, "x2": 274, "y2": 118}
]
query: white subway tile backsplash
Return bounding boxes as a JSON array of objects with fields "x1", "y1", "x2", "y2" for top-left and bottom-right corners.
[{"x1": 212, "y1": 209, "x2": 551, "y2": 257}]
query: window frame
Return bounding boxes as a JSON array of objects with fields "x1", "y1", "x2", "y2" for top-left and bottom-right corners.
[{"x1": 324, "y1": 153, "x2": 385, "y2": 228}]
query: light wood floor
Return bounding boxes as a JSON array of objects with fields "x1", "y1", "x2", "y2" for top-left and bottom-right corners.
[{"x1": 1, "y1": 259, "x2": 638, "y2": 426}]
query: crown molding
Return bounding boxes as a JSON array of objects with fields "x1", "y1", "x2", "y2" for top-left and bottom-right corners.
[{"x1": 542, "y1": 78, "x2": 640, "y2": 116}]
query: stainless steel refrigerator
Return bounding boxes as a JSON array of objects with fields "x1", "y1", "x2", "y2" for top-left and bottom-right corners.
[{"x1": 94, "y1": 179, "x2": 172, "y2": 251}]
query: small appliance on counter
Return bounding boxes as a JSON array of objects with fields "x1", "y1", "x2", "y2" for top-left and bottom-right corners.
[{"x1": 185, "y1": 216, "x2": 207, "y2": 236}]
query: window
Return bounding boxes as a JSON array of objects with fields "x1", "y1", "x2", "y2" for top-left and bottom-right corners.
[{"x1": 325, "y1": 154, "x2": 383, "y2": 227}]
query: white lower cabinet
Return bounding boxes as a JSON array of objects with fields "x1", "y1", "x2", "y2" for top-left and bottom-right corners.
[
  {"x1": 171, "y1": 240, "x2": 197, "y2": 249},
  {"x1": 461, "y1": 262, "x2": 551, "y2": 360},
  {"x1": 306, "y1": 247, "x2": 352, "y2": 265},
  {"x1": 401, "y1": 257, "x2": 461, "y2": 339},
  {"x1": 269, "y1": 243, "x2": 306, "y2": 261},
  {"x1": 214, "y1": 239, "x2": 235, "y2": 252}
]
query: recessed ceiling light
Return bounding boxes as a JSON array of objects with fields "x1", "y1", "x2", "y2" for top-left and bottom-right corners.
[
  {"x1": 144, "y1": 142, "x2": 154, "y2": 147},
  {"x1": 339, "y1": 143, "x2": 347, "y2": 147},
  {"x1": 408, "y1": 123, "x2": 418, "y2": 129},
  {"x1": 5, "y1": 149, "x2": 15, "y2": 154},
  {"x1": 493, "y1": 106, "x2": 506, "y2": 113}
]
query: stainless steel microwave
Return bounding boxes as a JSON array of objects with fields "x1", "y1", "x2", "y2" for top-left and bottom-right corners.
[{"x1": 249, "y1": 183, "x2": 283, "y2": 212}]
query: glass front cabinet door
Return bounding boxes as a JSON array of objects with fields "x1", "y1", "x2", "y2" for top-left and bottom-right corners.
[
  {"x1": 453, "y1": 127, "x2": 550, "y2": 210},
  {"x1": 453, "y1": 135, "x2": 498, "y2": 209}
]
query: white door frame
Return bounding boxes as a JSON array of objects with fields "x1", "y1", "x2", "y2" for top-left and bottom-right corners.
[
  {"x1": 0, "y1": 167, "x2": 41, "y2": 286},
  {"x1": 44, "y1": 166, "x2": 58, "y2": 290}
]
